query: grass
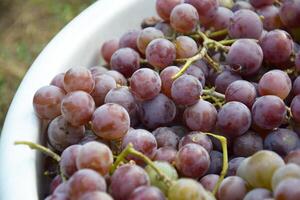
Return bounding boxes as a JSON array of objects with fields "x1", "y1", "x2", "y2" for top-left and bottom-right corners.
[{"x1": 0, "y1": 0, "x2": 96, "y2": 131}]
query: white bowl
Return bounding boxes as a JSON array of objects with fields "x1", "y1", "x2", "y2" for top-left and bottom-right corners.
[{"x1": 0, "y1": 0, "x2": 156, "y2": 199}]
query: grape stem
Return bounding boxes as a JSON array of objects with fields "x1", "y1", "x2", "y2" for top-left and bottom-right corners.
[
  {"x1": 202, "y1": 88, "x2": 225, "y2": 100},
  {"x1": 219, "y1": 39, "x2": 237, "y2": 45},
  {"x1": 110, "y1": 143, "x2": 174, "y2": 187},
  {"x1": 208, "y1": 29, "x2": 228, "y2": 38},
  {"x1": 204, "y1": 133, "x2": 228, "y2": 196}
]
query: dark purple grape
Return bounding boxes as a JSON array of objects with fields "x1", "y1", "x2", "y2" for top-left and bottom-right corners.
[
  {"x1": 154, "y1": 147, "x2": 177, "y2": 164},
  {"x1": 152, "y1": 127, "x2": 179, "y2": 148},
  {"x1": 216, "y1": 101, "x2": 252, "y2": 137},
  {"x1": 130, "y1": 68, "x2": 161, "y2": 101},
  {"x1": 146, "y1": 38, "x2": 176, "y2": 69},
  {"x1": 33, "y1": 85, "x2": 65, "y2": 120},
  {"x1": 171, "y1": 74, "x2": 202, "y2": 106},
  {"x1": 217, "y1": 176, "x2": 248, "y2": 200},
  {"x1": 184, "y1": 64, "x2": 205, "y2": 86},
  {"x1": 274, "y1": 178, "x2": 300, "y2": 200},
  {"x1": 48, "y1": 115, "x2": 85, "y2": 152},
  {"x1": 61, "y1": 91, "x2": 95, "y2": 126},
  {"x1": 156, "y1": 0, "x2": 183, "y2": 21},
  {"x1": 170, "y1": 3, "x2": 199, "y2": 34},
  {"x1": 91, "y1": 74, "x2": 116, "y2": 106},
  {"x1": 207, "y1": 150, "x2": 223, "y2": 175},
  {"x1": 199, "y1": 174, "x2": 219, "y2": 192},
  {"x1": 183, "y1": 100, "x2": 217, "y2": 132},
  {"x1": 128, "y1": 186, "x2": 166, "y2": 200},
  {"x1": 91, "y1": 103, "x2": 130, "y2": 140},
  {"x1": 160, "y1": 66, "x2": 180, "y2": 98},
  {"x1": 60, "y1": 144, "x2": 81, "y2": 177},
  {"x1": 110, "y1": 48, "x2": 140, "y2": 78},
  {"x1": 139, "y1": 93, "x2": 176, "y2": 129},
  {"x1": 256, "y1": 5, "x2": 282, "y2": 31},
  {"x1": 110, "y1": 164, "x2": 150, "y2": 200},
  {"x1": 175, "y1": 36, "x2": 197, "y2": 59},
  {"x1": 279, "y1": 0, "x2": 300, "y2": 28},
  {"x1": 291, "y1": 95, "x2": 300, "y2": 123},
  {"x1": 101, "y1": 39, "x2": 119, "y2": 63},
  {"x1": 227, "y1": 157, "x2": 245, "y2": 176},
  {"x1": 209, "y1": 7, "x2": 233, "y2": 32},
  {"x1": 215, "y1": 70, "x2": 242, "y2": 94},
  {"x1": 228, "y1": 9, "x2": 263, "y2": 39},
  {"x1": 105, "y1": 70, "x2": 127, "y2": 86},
  {"x1": 178, "y1": 131, "x2": 213, "y2": 152},
  {"x1": 170, "y1": 125, "x2": 189, "y2": 138},
  {"x1": 264, "y1": 128, "x2": 299, "y2": 157},
  {"x1": 50, "y1": 73, "x2": 65, "y2": 91},
  {"x1": 244, "y1": 188, "x2": 272, "y2": 200},
  {"x1": 79, "y1": 192, "x2": 113, "y2": 200},
  {"x1": 232, "y1": 1, "x2": 254, "y2": 12},
  {"x1": 184, "y1": 0, "x2": 219, "y2": 23},
  {"x1": 137, "y1": 27, "x2": 164, "y2": 54},
  {"x1": 225, "y1": 80, "x2": 257, "y2": 108},
  {"x1": 227, "y1": 39, "x2": 263, "y2": 76},
  {"x1": 285, "y1": 149, "x2": 300, "y2": 166},
  {"x1": 250, "y1": 0, "x2": 274, "y2": 8},
  {"x1": 233, "y1": 131, "x2": 263, "y2": 157},
  {"x1": 175, "y1": 143, "x2": 210, "y2": 178},
  {"x1": 252, "y1": 95, "x2": 287, "y2": 130},
  {"x1": 293, "y1": 76, "x2": 300, "y2": 96},
  {"x1": 154, "y1": 22, "x2": 175, "y2": 38},
  {"x1": 119, "y1": 30, "x2": 140, "y2": 52}
]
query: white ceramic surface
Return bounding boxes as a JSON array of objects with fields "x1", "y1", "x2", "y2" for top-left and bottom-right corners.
[{"x1": 0, "y1": 0, "x2": 156, "y2": 199}]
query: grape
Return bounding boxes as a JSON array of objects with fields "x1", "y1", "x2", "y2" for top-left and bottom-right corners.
[
  {"x1": 227, "y1": 39, "x2": 263, "y2": 76},
  {"x1": 237, "y1": 150, "x2": 285, "y2": 189},
  {"x1": 155, "y1": 0, "x2": 183, "y2": 21},
  {"x1": 60, "y1": 144, "x2": 81, "y2": 177},
  {"x1": 264, "y1": 128, "x2": 299, "y2": 157},
  {"x1": 101, "y1": 39, "x2": 119, "y2": 63},
  {"x1": 175, "y1": 143, "x2": 210, "y2": 178},
  {"x1": 209, "y1": 7, "x2": 233, "y2": 32},
  {"x1": 79, "y1": 192, "x2": 113, "y2": 200},
  {"x1": 244, "y1": 188, "x2": 272, "y2": 200},
  {"x1": 227, "y1": 157, "x2": 245, "y2": 176},
  {"x1": 154, "y1": 147, "x2": 177, "y2": 164},
  {"x1": 137, "y1": 27, "x2": 164, "y2": 54},
  {"x1": 61, "y1": 91, "x2": 95, "y2": 126},
  {"x1": 105, "y1": 70, "x2": 127, "y2": 86},
  {"x1": 285, "y1": 149, "x2": 300, "y2": 166},
  {"x1": 225, "y1": 80, "x2": 257, "y2": 108},
  {"x1": 291, "y1": 95, "x2": 300, "y2": 123},
  {"x1": 145, "y1": 38, "x2": 176, "y2": 69},
  {"x1": 174, "y1": 36, "x2": 197, "y2": 59},
  {"x1": 293, "y1": 76, "x2": 300, "y2": 96},
  {"x1": 90, "y1": 66, "x2": 108, "y2": 78},
  {"x1": 274, "y1": 178, "x2": 300, "y2": 200},
  {"x1": 68, "y1": 169, "x2": 106, "y2": 199},
  {"x1": 130, "y1": 68, "x2": 161, "y2": 101},
  {"x1": 160, "y1": 66, "x2": 180, "y2": 98},
  {"x1": 104, "y1": 87, "x2": 139, "y2": 126},
  {"x1": 110, "y1": 48, "x2": 140, "y2": 78},
  {"x1": 50, "y1": 175, "x2": 62, "y2": 194},
  {"x1": 53, "y1": 181, "x2": 70, "y2": 195},
  {"x1": 110, "y1": 164, "x2": 150, "y2": 200},
  {"x1": 260, "y1": 30, "x2": 294, "y2": 66},
  {"x1": 232, "y1": 1, "x2": 254, "y2": 12},
  {"x1": 79, "y1": 131, "x2": 108, "y2": 145},
  {"x1": 154, "y1": 22, "x2": 175, "y2": 38},
  {"x1": 122, "y1": 129, "x2": 157, "y2": 162},
  {"x1": 141, "y1": 16, "x2": 162, "y2": 29},
  {"x1": 48, "y1": 116, "x2": 85, "y2": 152},
  {"x1": 170, "y1": 4, "x2": 199, "y2": 34},
  {"x1": 296, "y1": 51, "x2": 300, "y2": 72},
  {"x1": 178, "y1": 131, "x2": 213, "y2": 152},
  {"x1": 251, "y1": 95, "x2": 287, "y2": 130},
  {"x1": 183, "y1": 100, "x2": 217, "y2": 132},
  {"x1": 91, "y1": 74, "x2": 116, "y2": 106},
  {"x1": 228, "y1": 9, "x2": 263, "y2": 39},
  {"x1": 216, "y1": 101, "x2": 251, "y2": 137},
  {"x1": 217, "y1": 176, "x2": 248, "y2": 200},
  {"x1": 233, "y1": 131, "x2": 263, "y2": 157},
  {"x1": 33, "y1": 85, "x2": 65, "y2": 120},
  {"x1": 215, "y1": 70, "x2": 242, "y2": 94},
  {"x1": 128, "y1": 186, "x2": 166, "y2": 200},
  {"x1": 152, "y1": 127, "x2": 179, "y2": 148},
  {"x1": 193, "y1": 59, "x2": 209, "y2": 78},
  {"x1": 279, "y1": 0, "x2": 300, "y2": 28},
  {"x1": 184, "y1": 0, "x2": 219, "y2": 23},
  {"x1": 170, "y1": 125, "x2": 189, "y2": 138},
  {"x1": 76, "y1": 141, "x2": 113, "y2": 175},
  {"x1": 168, "y1": 178, "x2": 212, "y2": 200},
  {"x1": 50, "y1": 73, "x2": 65, "y2": 91},
  {"x1": 249, "y1": 0, "x2": 274, "y2": 8},
  {"x1": 139, "y1": 93, "x2": 176, "y2": 129},
  {"x1": 271, "y1": 163, "x2": 300, "y2": 191},
  {"x1": 63, "y1": 67, "x2": 95, "y2": 93},
  {"x1": 171, "y1": 74, "x2": 202, "y2": 106},
  {"x1": 207, "y1": 150, "x2": 223, "y2": 175},
  {"x1": 91, "y1": 103, "x2": 130, "y2": 140},
  {"x1": 256, "y1": 5, "x2": 282, "y2": 31},
  {"x1": 184, "y1": 64, "x2": 205, "y2": 86},
  {"x1": 145, "y1": 161, "x2": 178, "y2": 195},
  {"x1": 199, "y1": 174, "x2": 219, "y2": 192},
  {"x1": 119, "y1": 30, "x2": 140, "y2": 52}
]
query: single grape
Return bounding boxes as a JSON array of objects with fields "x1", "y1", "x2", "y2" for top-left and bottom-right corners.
[
  {"x1": 232, "y1": 1, "x2": 254, "y2": 12},
  {"x1": 105, "y1": 70, "x2": 127, "y2": 86},
  {"x1": 227, "y1": 157, "x2": 245, "y2": 176},
  {"x1": 152, "y1": 127, "x2": 179, "y2": 148},
  {"x1": 285, "y1": 149, "x2": 300, "y2": 166},
  {"x1": 171, "y1": 74, "x2": 202, "y2": 106},
  {"x1": 215, "y1": 70, "x2": 242, "y2": 94},
  {"x1": 272, "y1": 163, "x2": 300, "y2": 191},
  {"x1": 209, "y1": 7, "x2": 233, "y2": 32},
  {"x1": 79, "y1": 192, "x2": 113, "y2": 200},
  {"x1": 184, "y1": 64, "x2": 205, "y2": 86},
  {"x1": 61, "y1": 91, "x2": 95, "y2": 126},
  {"x1": 291, "y1": 95, "x2": 300, "y2": 123},
  {"x1": 145, "y1": 38, "x2": 176, "y2": 69},
  {"x1": 154, "y1": 22, "x2": 175, "y2": 38},
  {"x1": 170, "y1": 125, "x2": 189, "y2": 138},
  {"x1": 207, "y1": 150, "x2": 223, "y2": 175},
  {"x1": 50, "y1": 73, "x2": 65, "y2": 91},
  {"x1": 91, "y1": 74, "x2": 116, "y2": 106},
  {"x1": 60, "y1": 144, "x2": 81, "y2": 177},
  {"x1": 91, "y1": 103, "x2": 130, "y2": 140},
  {"x1": 293, "y1": 76, "x2": 300, "y2": 96},
  {"x1": 251, "y1": 95, "x2": 287, "y2": 130},
  {"x1": 53, "y1": 181, "x2": 70, "y2": 195},
  {"x1": 50, "y1": 175, "x2": 62, "y2": 194},
  {"x1": 199, "y1": 174, "x2": 219, "y2": 192},
  {"x1": 130, "y1": 68, "x2": 161, "y2": 101},
  {"x1": 101, "y1": 39, "x2": 119, "y2": 63},
  {"x1": 48, "y1": 115, "x2": 85, "y2": 152},
  {"x1": 63, "y1": 67, "x2": 95, "y2": 93},
  {"x1": 154, "y1": 147, "x2": 177, "y2": 164},
  {"x1": 155, "y1": 0, "x2": 183, "y2": 21},
  {"x1": 233, "y1": 130, "x2": 263, "y2": 157},
  {"x1": 183, "y1": 99, "x2": 217, "y2": 132},
  {"x1": 174, "y1": 36, "x2": 197, "y2": 59},
  {"x1": 90, "y1": 66, "x2": 108, "y2": 78},
  {"x1": 279, "y1": 0, "x2": 300, "y2": 28},
  {"x1": 110, "y1": 164, "x2": 150, "y2": 200},
  {"x1": 137, "y1": 27, "x2": 164, "y2": 54},
  {"x1": 193, "y1": 59, "x2": 209, "y2": 78},
  {"x1": 244, "y1": 188, "x2": 272, "y2": 200},
  {"x1": 119, "y1": 30, "x2": 140, "y2": 52},
  {"x1": 110, "y1": 48, "x2": 140, "y2": 78},
  {"x1": 274, "y1": 178, "x2": 300, "y2": 200},
  {"x1": 33, "y1": 85, "x2": 65, "y2": 120},
  {"x1": 128, "y1": 186, "x2": 166, "y2": 200},
  {"x1": 217, "y1": 176, "x2": 248, "y2": 200},
  {"x1": 178, "y1": 131, "x2": 213, "y2": 152},
  {"x1": 184, "y1": 0, "x2": 219, "y2": 23},
  {"x1": 256, "y1": 5, "x2": 282, "y2": 31},
  {"x1": 170, "y1": 3, "x2": 199, "y2": 34},
  {"x1": 175, "y1": 143, "x2": 210, "y2": 178},
  {"x1": 160, "y1": 66, "x2": 180, "y2": 98}
]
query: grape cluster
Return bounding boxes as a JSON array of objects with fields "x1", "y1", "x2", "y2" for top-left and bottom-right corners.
[{"x1": 23, "y1": 0, "x2": 300, "y2": 199}]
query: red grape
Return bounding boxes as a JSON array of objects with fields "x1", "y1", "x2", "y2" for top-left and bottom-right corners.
[
  {"x1": 217, "y1": 176, "x2": 248, "y2": 200},
  {"x1": 91, "y1": 74, "x2": 116, "y2": 106},
  {"x1": 174, "y1": 36, "x2": 197, "y2": 59},
  {"x1": 128, "y1": 186, "x2": 166, "y2": 200},
  {"x1": 79, "y1": 192, "x2": 113, "y2": 200},
  {"x1": 101, "y1": 39, "x2": 119, "y2": 63},
  {"x1": 227, "y1": 157, "x2": 245, "y2": 176},
  {"x1": 178, "y1": 131, "x2": 213, "y2": 152},
  {"x1": 105, "y1": 70, "x2": 127, "y2": 86},
  {"x1": 291, "y1": 95, "x2": 300, "y2": 123},
  {"x1": 274, "y1": 178, "x2": 300, "y2": 200},
  {"x1": 285, "y1": 149, "x2": 300, "y2": 166},
  {"x1": 137, "y1": 27, "x2": 164, "y2": 54},
  {"x1": 256, "y1": 5, "x2": 282, "y2": 31},
  {"x1": 184, "y1": 0, "x2": 219, "y2": 23},
  {"x1": 154, "y1": 146, "x2": 177, "y2": 164},
  {"x1": 119, "y1": 30, "x2": 140, "y2": 52},
  {"x1": 244, "y1": 188, "x2": 272, "y2": 200},
  {"x1": 50, "y1": 73, "x2": 65, "y2": 91},
  {"x1": 199, "y1": 174, "x2": 219, "y2": 192},
  {"x1": 160, "y1": 66, "x2": 180, "y2": 98},
  {"x1": 249, "y1": 0, "x2": 274, "y2": 8},
  {"x1": 60, "y1": 144, "x2": 81, "y2": 177},
  {"x1": 156, "y1": 0, "x2": 183, "y2": 21},
  {"x1": 279, "y1": 0, "x2": 300, "y2": 28},
  {"x1": 152, "y1": 127, "x2": 179, "y2": 148}
]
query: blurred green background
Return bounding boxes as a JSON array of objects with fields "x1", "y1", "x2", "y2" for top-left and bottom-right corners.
[{"x1": 0, "y1": 0, "x2": 96, "y2": 131}]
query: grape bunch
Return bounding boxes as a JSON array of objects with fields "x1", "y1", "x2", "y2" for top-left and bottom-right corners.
[{"x1": 17, "y1": 0, "x2": 300, "y2": 199}]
